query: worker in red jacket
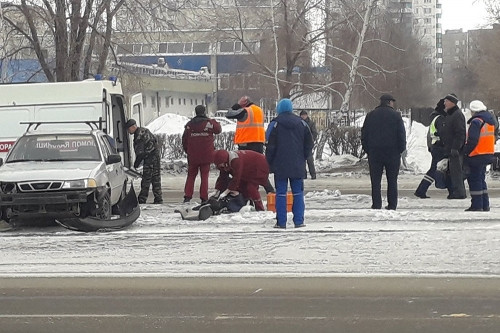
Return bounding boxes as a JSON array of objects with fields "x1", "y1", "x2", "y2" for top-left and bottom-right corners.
[
  {"x1": 211, "y1": 149, "x2": 270, "y2": 211},
  {"x1": 182, "y1": 105, "x2": 222, "y2": 203}
]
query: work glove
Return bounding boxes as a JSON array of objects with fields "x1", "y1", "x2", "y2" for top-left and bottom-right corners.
[
  {"x1": 208, "y1": 190, "x2": 220, "y2": 199},
  {"x1": 218, "y1": 189, "x2": 231, "y2": 199},
  {"x1": 450, "y1": 149, "x2": 459, "y2": 157}
]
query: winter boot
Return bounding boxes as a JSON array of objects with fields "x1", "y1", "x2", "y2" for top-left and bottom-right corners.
[
  {"x1": 414, "y1": 176, "x2": 432, "y2": 198},
  {"x1": 467, "y1": 194, "x2": 483, "y2": 211},
  {"x1": 0, "y1": 220, "x2": 13, "y2": 232},
  {"x1": 482, "y1": 193, "x2": 490, "y2": 211}
]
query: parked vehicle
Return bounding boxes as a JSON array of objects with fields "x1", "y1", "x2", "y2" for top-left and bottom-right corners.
[
  {"x1": 0, "y1": 77, "x2": 143, "y2": 169},
  {"x1": 0, "y1": 123, "x2": 140, "y2": 232}
]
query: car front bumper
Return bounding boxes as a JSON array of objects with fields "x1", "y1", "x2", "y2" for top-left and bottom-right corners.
[{"x1": 0, "y1": 190, "x2": 90, "y2": 215}]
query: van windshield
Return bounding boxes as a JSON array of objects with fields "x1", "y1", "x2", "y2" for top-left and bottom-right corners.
[{"x1": 6, "y1": 134, "x2": 101, "y2": 163}]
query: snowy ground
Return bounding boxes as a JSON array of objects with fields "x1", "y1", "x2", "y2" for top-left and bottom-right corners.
[{"x1": 1, "y1": 172, "x2": 499, "y2": 278}]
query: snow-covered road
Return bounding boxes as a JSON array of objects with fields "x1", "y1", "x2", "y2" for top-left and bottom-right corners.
[{"x1": 2, "y1": 178, "x2": 499, "y2": 277}]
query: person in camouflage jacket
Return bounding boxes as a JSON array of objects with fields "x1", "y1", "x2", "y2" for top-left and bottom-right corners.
[{"x1": 126, "y1": 119, "x2": 163, "y2": 204}]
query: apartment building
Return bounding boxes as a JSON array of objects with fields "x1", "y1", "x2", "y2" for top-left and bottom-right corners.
[{"x1": 384, "y1": 0, "x2": 443, "y2": 86}]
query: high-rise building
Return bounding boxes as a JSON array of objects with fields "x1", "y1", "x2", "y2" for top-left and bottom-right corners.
[{"x1": 384, "y1": 0, "x2": 443, "y2": 86}]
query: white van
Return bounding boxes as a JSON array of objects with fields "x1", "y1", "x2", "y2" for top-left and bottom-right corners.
[{"x1": 0, "y1": 78, "x2": 143, "y2": 168}]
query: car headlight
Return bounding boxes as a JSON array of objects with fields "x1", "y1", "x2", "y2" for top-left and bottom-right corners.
[{"x1": 62, "y1": 178, "x2": 97, "y2": 189}]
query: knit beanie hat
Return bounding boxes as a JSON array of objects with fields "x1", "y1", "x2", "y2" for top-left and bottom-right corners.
[
  {"x1": 125, "y1": 119, "x2": 136, "y2": 128},
  {"x1": 444, "y1": 93, "x2": 458, "y2": 105},
  {"x1": 276, "y1": 98, "x2": 293, "y2": 114},
  {"x1": 213, "y1": 150, "x2": 229, "y2": 166},
  {"x1": 469, "y1": 100, "x2": 487, "y2": 112}
]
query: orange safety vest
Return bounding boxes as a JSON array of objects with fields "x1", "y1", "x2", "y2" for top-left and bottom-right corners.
[
  {"x1": 234, "y1": 104, "x2": 265, "y2": 144},
  {"x1": 469, "y1": 119, "x2": 495, "y2": 156}
]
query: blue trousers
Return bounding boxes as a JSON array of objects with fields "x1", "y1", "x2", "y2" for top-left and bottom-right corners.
[
  {"x1": 466, "y1": 157, "x2": 489, "y2": 210},
  {"x1": 274, "y1": 177, "x2": 305, "y2": 227}
]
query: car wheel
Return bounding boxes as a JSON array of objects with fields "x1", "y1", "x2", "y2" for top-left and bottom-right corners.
[{"x1": 96, "y1": 191, "x2": 111, "y2": 220}]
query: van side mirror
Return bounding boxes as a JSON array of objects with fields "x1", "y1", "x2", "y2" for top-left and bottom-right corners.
[{"x1": 106, "y1": 154, "x2": 121, "y2": 165}]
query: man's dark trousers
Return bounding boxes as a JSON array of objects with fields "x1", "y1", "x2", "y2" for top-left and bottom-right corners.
[{"x1": 368, "y1": 149, "x2": 401, "y2": 209}]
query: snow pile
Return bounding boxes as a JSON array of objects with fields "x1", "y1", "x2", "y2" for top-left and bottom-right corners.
[
  {"x1": 147, "y1": 113, "x2": 237, "y2": 136},
  {"x1": 405, "y1": 120, "x2": 431, "y2": 174},
  {"x1": 147, "y1": 113, "x2": 189, "y2": 135}
]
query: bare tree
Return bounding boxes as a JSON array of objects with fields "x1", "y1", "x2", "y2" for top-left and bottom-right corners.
[{"x1": 1, "y1": 0, "x2": 188, "y2": 82}]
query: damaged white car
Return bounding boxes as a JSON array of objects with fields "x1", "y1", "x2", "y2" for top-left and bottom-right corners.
[{"x1": 0, "y1": 127, "x2": 139, "y2": 232}]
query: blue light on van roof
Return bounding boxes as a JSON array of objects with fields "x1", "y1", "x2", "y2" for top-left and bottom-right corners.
[{"x1": 95, "y1": 74, "x2": 103, "y2": 80}]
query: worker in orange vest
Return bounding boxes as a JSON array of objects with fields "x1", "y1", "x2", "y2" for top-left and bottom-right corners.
[
  {"x1": 227, "y1": 96, "x2": 274, "y2": 193},
  {"x1": 463, "y1": 100, "x2": 497, "y2": 211},
  {"x1": 227, "y1": 96, "x2": 266, "y2": 153}
]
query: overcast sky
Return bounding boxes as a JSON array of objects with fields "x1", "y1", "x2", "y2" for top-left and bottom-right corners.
[{"x1": 440, "y1": 0, "x2": 490, "y2": 31}]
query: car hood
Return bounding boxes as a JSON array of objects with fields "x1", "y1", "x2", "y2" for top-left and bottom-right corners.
[{"x1": 0, "y1": 161, "x2": 103, "y2": 182}]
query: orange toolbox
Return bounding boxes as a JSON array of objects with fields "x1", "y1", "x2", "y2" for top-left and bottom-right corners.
[{"x1": 266, "y1": 192, "x2": 293, "y2": 212}]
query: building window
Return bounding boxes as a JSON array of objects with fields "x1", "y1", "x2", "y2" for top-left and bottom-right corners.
[
  {"x1": 142, "y1": 95, "x2": 147, "y2": 107},
  {"x1": 132, "y1": 44, "x2": 142, "y2": 54},
  {"x1": 151, "y1": 96, "x2": 156, "y2": 108},
  {"x1": 231, "y1": 74, "x2": 244, "y2": 90},
  {"x1": 193, "y1": 42, "x2": 210, "y2": 53},
  {"x1": 218, "y1": 74, "x2": 230, "y2": 90},
  {"x1": 165, "y1": 97, "x2": 169, "y2": 107},
  {"x1": 183, "y1": 98, "x2": 186, "y2": 105},
  {"x1": 168, "y1": 43, "x2": 184, "y2": 53},
  {"x1": 178, "y1": 98, "x2": 181, "y2": 105}
]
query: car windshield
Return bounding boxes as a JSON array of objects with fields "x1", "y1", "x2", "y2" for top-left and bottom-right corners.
[{"x1": 6, "y1": 134, "x2": 101, "y2": 163}]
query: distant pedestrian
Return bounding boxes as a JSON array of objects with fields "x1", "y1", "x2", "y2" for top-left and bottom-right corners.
[
  {"x1": 414, "y1": 99, "x2": 447, "y2": 198},
  {"x1": 182, "y1": 105, "x2": 222, "y2": 203},
  {"x1": 361, "y1": 94, "x2": 406, "y2": 210},
  {"x1": 300, "y1": 110, "x2": 318, "y2": 179},
  {"x1": 211, "y1": 149, "x2": 270, "y2": 211},
  {"x1": 463, "y1": 100, "x2": 496, "y2": 211},
  {"x1": 266, "y1": 98, "x2": 314, "y2": 228},
  {"x1": 440, "y1": 93, "x2": 467, "y2": 199},
  {"x1": 126, "y1": 119, "x2": 163, "y2": 204}
]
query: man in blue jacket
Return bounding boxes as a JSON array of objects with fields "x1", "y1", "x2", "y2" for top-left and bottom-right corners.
[
  {"x1": 361, "y1": 94, "x2": 406, "y2": 210},
  {"x1": 265, "y1": 98, "x2": 313, "y2": 228},
  {"x1": 463, "y1": 100, "x2": 497, "y2": 211}
]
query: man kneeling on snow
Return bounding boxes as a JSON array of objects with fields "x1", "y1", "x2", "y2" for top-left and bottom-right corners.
[{"x1": 211, "y1": 149, "x2": 270, "y2": 211}]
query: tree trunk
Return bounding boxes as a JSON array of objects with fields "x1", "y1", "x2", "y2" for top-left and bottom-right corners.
[{"x1": 339, "y1": 0, "x2": 378, "y2": 124}]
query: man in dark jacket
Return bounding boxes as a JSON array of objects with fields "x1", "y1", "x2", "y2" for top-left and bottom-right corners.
[
  {"x1": 266, "y1": 98, "x2": 314, "y2": 228},
  {"x1": 463, "y1": 100, "x2": 496, "y2": 211},
  {"x1": 211, "y1": 149, "x2": 270, "y2": 211},
  {"x1": 182, "y1": 105, "x2": 222, "y2": 203},
  {"x1": 126, "y1": 119, "x2": 163, "y2": 204},
  {"x1": 414, "y1": 99, "x2": 447, "y2": 198},
  {"x1": 440, "y1": 93, "x2": 467, "y2": 199},
  {"x1": 361, "y1": 94, "x2": 406, "y2": 210},
  {"x1": 300, "y1": 110, "x2": 318, "y2": 179}
]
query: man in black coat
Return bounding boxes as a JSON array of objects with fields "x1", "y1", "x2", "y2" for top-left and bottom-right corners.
[
  {"x1": 300, "y1": 110, "x2": 318, "y2": 179},
  {"x1": 440, "y1": 93, "x2": 467, "y2": 199},
  {"x1": 414, "y1": 99, "x2": 447, "y2": 198},
  {"x1": 361, "y1": 94, "x2": 406, "y2": 210}
]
